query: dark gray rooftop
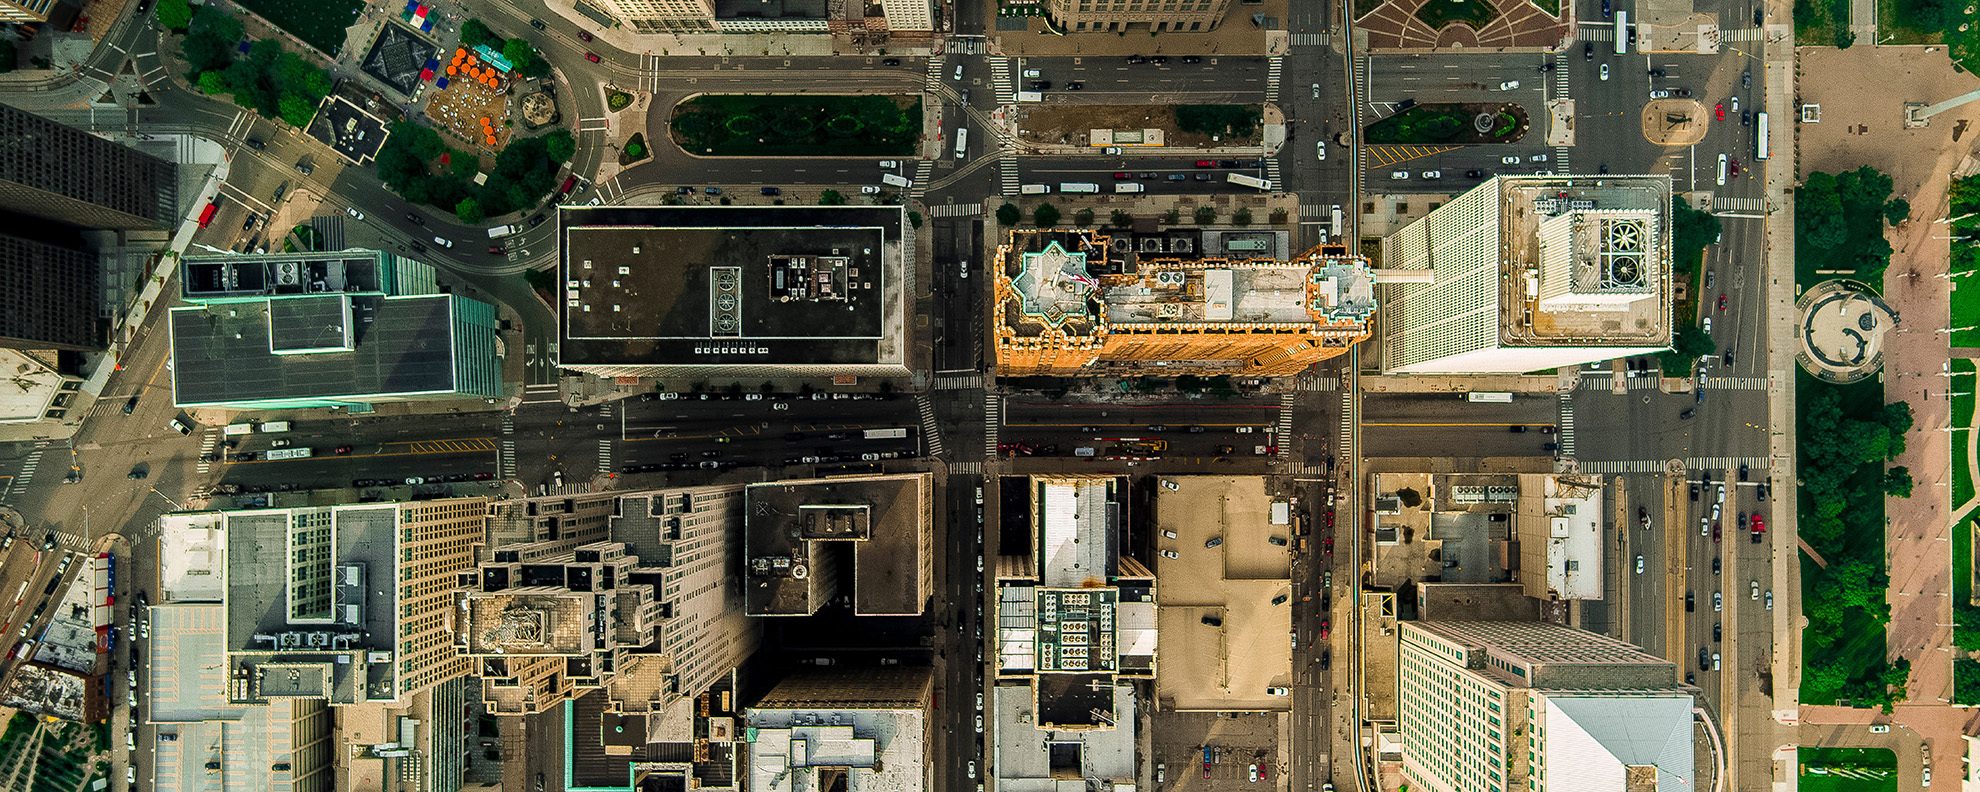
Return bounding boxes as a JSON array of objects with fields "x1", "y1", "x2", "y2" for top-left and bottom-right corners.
[
  {"x1": 744, "y1": 474, "x2": 927, "y2": 617},
  {"x1": 557, "y1": 206, "x2": 906, "y2": 368},
  {"x1": 180, "y1": 252, "x2": 417, "y2": 300},
  {"x1": 171, "y1": 295, "x2": 460, "y2": 406}
]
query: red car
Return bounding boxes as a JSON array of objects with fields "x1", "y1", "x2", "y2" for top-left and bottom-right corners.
[
  {"x1": 1112, "y1": 171, "x2": 1129, "y2": 180},
  {"x1": 1729, "y1": 159, "x2": 1742, "y2": 178},
  {"x1": 1714, "y1": 102, "x2": 1725, "y2": 121},
  {"x1": 1711, "y1": 521, "x2": 1722, "y2": 543},
  {"x1": 584, "y1": 52, "x2": 602, "y2": 63},
  {"x1": 333, "y1": 445, "x2": 353, "y2": 455},
  {"x1": 577, "y1": 30, "x2": 594, "y2": 41},
  {"x1": 1195, "y1": 159, "x2": 1215, "y2": 168},
  {"x1": 1322, "y1": 537, "x2": 1334, "y2": 555},
  {"x1": 559, "y1": 175, "x2": 578, "y2": 197},
  {"x1": 1750, "y1": 513, "x2": 1766, "y2": 542},
  {"x1": 1318, "y1": 619, "x2": 1331, "y2": 640},
  {"x1": 1717, "y1": 293, "x2": 1727, "y2": 311}
]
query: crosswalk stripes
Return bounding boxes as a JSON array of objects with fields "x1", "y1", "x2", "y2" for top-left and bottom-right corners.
[
  {"x1": 1577, "y1": 460, "x2": 1667, "y2": 474},
  {"x1": 1713, "y1": 196, "x2": 1766, "y2": 213},
  {"x1": 984, "y1": 393, "x2": 1002, "y2": 456},
  {"x1": 1276, "y1": 393, "x2": 1295, "y2": 457},
  {"x1": 1580, "y1": 373, "x2": 1663, "y2": 391},
  {"x1": 935, "y1": 372, "x2": 984, "y2": 390},
  {"x1": 1264, "y1": 57, "x2": 1284, "y2": 103},
  {"x1": 1688, "y1": 456, "x2": 1772, "y2": 472},
  {"x1": 1577, "y1": 457, "x2": 1772, "y2": 474},
  {"x1": 1713, "y1": 376, "x2": 1767, "y2": 390},
  {"x1": 951, "y1": 461, "x2": 983, "y2": 475},
  {"x1": 1288, "y1": 463, "x2": 1330, "y2": 476},
  {"x1": 50, "y1": 530, "x2": 84, "y2": 550},
  {"x1": 500, "y1": 414, "x2": 516, "y2": 480},
  {"x1": 1720, "y1": 28, "x2": 1767, "y2": 41},
  {"x1": 597, "y1": 439, "x2": 614, "y2": 472},
  {"x1": 1297, "y1": 377, "x2": 1339, "y2": 392},
  {"x1": 1291, "y1": 32, "x2": 1330, "y2": 46},
  {"x1": 1553, "y1": 144, "x2": 1571, "y2": 174},
  {"x1": 988, "y1": 57, "x2": 1016, "y2": 105},
  {"x1": 999, "y1": 158, "x2": 1020, "y2": 196},
  {"x1": 915, "y1": 394, "x2": 945, "y2": 457},
  {"x1": 521, "y1": 383, "x2": 561, "y2": 405},
  {"x1": 949, "y1": 37, "x2": 987, "y2": 55},
  {"x1": 9, "y1": 448, "x2": 44, "y2": 496},
  {"x1": 1557, "y1": 391, "x2": 1577, "y2": 458},
  {"x1": 1264, "y1": 159, "x2": 1283, "y2": 188},
  {"x1": 1300, "y1": 203, "x2": 1332, "y2": 217},
  {"x1": 914, "y1": 160, "x2": 936, "y2": 198},
  {"x1": 930, "y1": 202, "x2": 984, "y2": 218},
  {"x1": 195, "y1": 431, "x2": 218, "y2": 474},
  {"x1": 1579, "y1": 27, "x2": 1616, "y2": 40}
]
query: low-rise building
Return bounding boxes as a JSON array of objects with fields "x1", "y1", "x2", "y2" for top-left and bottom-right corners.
[{"x1": 992, "y1": 229, "x2": 1376, "y2": 377}]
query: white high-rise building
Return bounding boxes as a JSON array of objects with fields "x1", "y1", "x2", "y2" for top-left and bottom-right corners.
[
  {"x1": 1396, "y1": 621, "x2": 1699, "y2": 792},
  {"x1": 1378, "y1": 176, "x2": 1675, "y2": 374}
]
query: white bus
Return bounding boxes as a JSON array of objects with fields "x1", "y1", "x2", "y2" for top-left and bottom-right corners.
[
  {"x1": 954, "y1": 128, "x2": 969, "y2": 160},
  {"x1": 1465, "y1": 392, "x2": 1514, "y2": 403},
  {"x1": 863, "y1": 428, "x2": 910, "y2": 440},
  {"x1": 1059, "y1": 183, "x2": 1101, "y2": 194},
  {"x1": 1615, "y1": 11, "x2": 1629, "y2": 53},
  {"x1": 1755, "y1": 111, "x2": 1770, "y2": 160},
  {"x1": 1226, "y1": 173, "x2": 1273, "y2": 190},
  {"x1": 1329, "y1": 205, "x2": 1344, "y2": 239}
]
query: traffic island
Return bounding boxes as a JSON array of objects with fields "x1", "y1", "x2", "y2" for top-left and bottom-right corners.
[
  {"x1": 1364, "y1": 102, "x2": 1528, "y2": 145},
  {"x1": 667, "y1": 94, "x2": 922, "y2": 157},
  {"x1": 1641, "y1": 99, "x2": 1707, "y2": 146}
]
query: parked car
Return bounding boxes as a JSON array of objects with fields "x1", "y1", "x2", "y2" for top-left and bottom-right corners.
[{"x1": 585, "y1": 52, "x2": 602, "y2": 63}]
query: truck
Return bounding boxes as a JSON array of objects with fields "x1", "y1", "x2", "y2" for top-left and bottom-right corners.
[
  {"x1": 258, "y1": 421, "x2": 292, "y2": 433},
  {"x1": 196, "y1": 200, "x2": 220, "y2": 228},
  {"x1": 1020, "y1": 184, "x2": 1052, "y2": 195},
  {"x1": 265, "y1": 447, "x2": 314, "y2": 460},
  {"x1": 862, "y1": 427, "x2": 910, "y2": 440},
  {"x1": 1329, "y1": 205, "x2": 1344, "y2": 239},
  {"x1": 222, "y1": 422, "x2": 256, "y2": 436},
  {"x1": 880, "y1": 173, "x2": 912, "y2": 189},
  {"x1": 485, "y1": 224, "x2": 520, "y2": 239},
  {"x1": 1058, "y1": 183, "x2": 1101, "y2": 194},
  {"x1": 1016, "y1": 91, "x2": 1043, "y2": 103},
  {"x1": 1113, "y1": 183, "x2": 1146, "y2": 194},
  {"x1": 1226, "y1": 173, "x2": 1274, "y2": 190}
]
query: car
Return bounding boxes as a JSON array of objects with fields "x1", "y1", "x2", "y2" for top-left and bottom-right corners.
[
  {"x1": 1195, "y1": 159, "x2": 1216, "y2": 168},
  {"x1": 1602, "y1": 0, "x2": 1612, "y2": 15},
  {"x1": 406, "y1": 212, "x2": 426, "y2": 226},
  {"x1": 1182, "y1": 55, "x2": 1202, "y2": 63},
  {"x1": 1421, "y1": 170, "x2": 1441, "y2": 179},
  {"x1": 168, "y1": 417, "x2": 191, "y2": 435},
  {"x1": 1067, "y1": 80, "x2": 1084, "y2": 90},
  {"x1": 432, "y1": 236, "x2": 454, "y2": 249},
  {"x1": 1112, "y1": 171, "x2": 1130, "y2": 180},
  {"x1": 1465, "y1": 169, "x2": 1485, "y2": 178},
  {"x1": 967, "y1": 761, "x2": 976, "y2": 779},
  {"x1": 1713, "y1": 591, "x2": 1722, "y2": 612},
  {"x1": 1249, "y1": 764, "x2": 1261, "y2": 783},
  {"x1": 1712, "y1": 651, "x2": 1721, "y2": 671},
  {"x1": 1715, "y1": 102, "x2": 1725, "y2": 121},
  {"x1": 1741, "y1": 109, "x2": 1752, "y2": 127},
  {"x1": 1765, "y1": 590, "x2": 1773, "y2": 610},
  {"x1": 1501, "y1": 155, "x2": 1521, "y2": 165},
  {"x1": 529, "y1": 17, "x2": 546, "y2": 29},
  {"x1": 1649, "y1": 89, "x2": 1671, "y2": 99},
  {"x1": 1731, "y1": 95, "x2": 1740, "y2": 114},
  {"x1": 577, "y1": 29, "x2": 594, "y2": 41},
  {"x1": 703, "y1": 186, "x2": 722, "y2": 196},
  {"x1": 1205, "y1": 536, "x2": 1223, "y2": 549},
  {"x1": 974, "y1": 714, "x2": 983, "y2": 732},
  {"x1": 1729, "y1": 159, "x2": 1742, "y2": 178},
  {"x1": 1150, "y1": 55, "x2": 1168, "y2": 64},
  {"x1": 860, "y1": 185, "x2": 881, "y2": 195},
  {"x1": 1162, "y1": 479, "x2": 1180, "y2": 492},
  {"x1": 1685, "y1": 590, "x2": 1696, "y2": 611},
  {"x1": 1584, "y1": 41, "x2": 1595, "y2": 60},
  {"x1": 1742, "y1": 69, "x2": 1753, "y2": 89},
  {"x1": 1312, "y1": 82, "x2": 1320, "y2": 98},
  {"x1": 1713, "y1": 621, "x2": 1722, "y2": 642},
  {"x1": 585, "y1": 52, "x2": 601, "y2": 63},
  {"x1": 272, "y1": 181, "x2": 289, "y2": 201},
  {"x1": 1634, "y1": 554, "x2": 1645, "y2": 574},
  {"x1": 1703, "y1": 316, "x2": 1713, "y2": 334},
  {"x1": 1266, "y1": 686, "x2": 1290, "y2": 696},
  {"x1": 1699, "y1": 647, "x2": 1710, "y2": 670},
  {"x1": 1499, "y1": 80, "x2": 1520, "y2": 90},
  {"x1": 1717, "y1": 293, "x2": 1728, "y2": 312},
  {"x1": 1318, "y1": 619, "x2": 1330, "y2": 639},
  {"x1": 1390, "y1": 171, "x2": 1409, "y2": 180},
  {"x1": 1160, "y1": 549, "x2": 1180, "y2": 559},
  {"x1": 244, "y1": 137, "x2": 266, "y2": 151},
  {"x1": 1712, "y1": 557, "x2": 1721, "y2": 575},
  {"x1": 1028, "y1": 81, "x2": 1052, "y2": 91},
  {"x1": 1712, "y1": 522, "x2": 1722, "y2": 543},
  {"x1": 1194, "y1": 173, "x2": 1212, "y2": 181},
  {"x1": 1870, "y1": 724, "x2": 1891, "y2": 733},
  {"x1": 1529, "y1": 153, "x2": 1549, "y2": 163},
  {"x1": 345, "y1": 206, "x2": 365, "y2": 220},
  {"x1": 1599, "y1": 64, "x2": 1610, "y2": 80}
]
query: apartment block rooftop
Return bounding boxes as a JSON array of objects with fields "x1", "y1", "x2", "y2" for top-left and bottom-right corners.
[
  {"x1": 1499, "y1": 177, "x2": 1673, "y2": 347},
  {"x1": 556, "y1": 206, "x2": 909, "y2": 378},
  {"x1": 743, "y1": 473, "x2": 931, "y2": 617}
]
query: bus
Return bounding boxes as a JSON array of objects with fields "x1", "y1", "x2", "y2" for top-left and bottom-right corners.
[
  {"x1": 863, "y1": 428, "x2": 910, "y2": 440},
  {"x1": 954, "y1": 128, "x2": 969, "y2": 160},
  {"x1": 1059, "y1": 183, "x2": 1101, "y2": 194},
  {"x1": 1754, "y1": 112, "x2": 1769, "y2": 160},
  {"x1": 1465, "y1": 392, "x2": 1514, "y2": 403},
  {"x1": 1615, "y1": 11, "x2": 1629, "y2": 53},
  {"x1": 1226, "y1": 173, "x2": 1273, "y2": 191},
  {"x1": 1329, "y1": 205, "x2": 1344, "y2": 239}
]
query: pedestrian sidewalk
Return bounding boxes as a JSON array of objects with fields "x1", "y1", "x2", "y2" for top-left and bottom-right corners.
[{"x1": 983, "y1": 0, "x2": 1283, "y2": 57}]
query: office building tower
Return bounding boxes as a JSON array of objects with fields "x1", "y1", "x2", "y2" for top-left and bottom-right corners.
[
  {"x1": 0, "y1": 232, "x2": 100, "y2": 350},
  {"x1": 0, "y1": 103, "x2": 176, "y2": 230}
]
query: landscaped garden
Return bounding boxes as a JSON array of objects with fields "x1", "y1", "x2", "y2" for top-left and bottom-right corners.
[
  {"x1": 670, "y1": 95, "x2": 921, "y2": 157},
  {"x1": 1795, "y1": 0, "x2": 1855, "y2": 47},
  {"x1": 1798, "y1": 746, "x2": 1898, "y2": 792},
  {"x1": 1794, "y1": 166, "x2": 1908, "y2": 287},
  {"x1": 1175, "y1": 105, "x2": 1264, "y2": 140},
  {"x1": 173, "y1": 6, "x2": 336, "y2": 128},
  {"x1": 1415, "y1": 0, "x2": 1499, "y2": 29},
  {"x1": 374, "y1": 121, "x2": 574, "y2": 222},
  {"x1": 233, "y1": 0, "x2": 362, "y2": 55},
  {"x1": 458, "y1": 19, "x2": 552, "y2": 79},
  {"x1": 1946, "y1": 177, "x2": 1980, "y2": 348},
  {"x1": 1365, "y1": 103, "x2": 1526, "y2": 144},
  {"x1": 1658, "y1": 198, "x2": 1723, "y2": 375}
]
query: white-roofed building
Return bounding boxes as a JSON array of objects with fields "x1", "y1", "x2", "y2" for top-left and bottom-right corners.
[
  {"x1": 1517, "y1": 473, "x2": 1605, "y2": 601},
  {"x1": 742, "y1": 668, "x2": 931, "y2": 792},
  {"x1": 1395, "y1": 620, "x2": 1699, "y2": 792}
]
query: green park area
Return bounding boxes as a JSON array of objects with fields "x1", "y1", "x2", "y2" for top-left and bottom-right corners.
[
  {"x1": 1365, "y1": 103, "x2": 1525, "y2": 145},
  {"x1": 1946, "y1": 177, "x2": 1980, "y2": 348},
  {"x1": 1796, "y1": 0, "x2": 1854, "y2": 46},
  {"x1": 1657, "y1": 198, "x2": 1723, "y2": 375},
  {"x1": 375, "y1": 122, "x2": 575, "y2": 223},
  {"x1": 1879, "y1": 0, "x2": 1951, "y2": 44},
  {"x1": 1798, "y1": 747, "x2": 1898, "y2": 792},
  {"x1": 1414, "y1": 0, "x2": 1499, "y2": 29},
  {"x1": 231, "y1": 0, "x2": 362, "y2": 55},
  {"x1": 1795, "y1": 166, "x2": 1908, "y2": 287},
  {"x1": 670, "y1": 95, "x2": 921, "y2": 157},
  {"x1": 169, "y1": 6, "x2": 335, "y2": 129},
  {"x1": 1176, "y1": 105, "x2": 1264, "y2": 140}
]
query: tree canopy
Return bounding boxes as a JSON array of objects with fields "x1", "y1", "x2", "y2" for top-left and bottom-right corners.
[
  {"x1": 179, "y1": 8, "x2": 332, "y2": 129},
  {"x1": 1795, "y1": 166, "x2": 1904, "y2": 283}
]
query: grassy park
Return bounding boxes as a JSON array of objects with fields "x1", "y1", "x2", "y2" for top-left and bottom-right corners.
[
  {"x1": 1365, "y1": 103, "x2": 1526, "y2": 145},
  {"x1": 234, "y1": 0, "x2": 362, "y2": 55},
  {"x1": 1414, "y1": 0, "x2": 1499, "y2": 29},
  {"x1": 670, "y1": 95, "x2": 921, "y2": 157},
  {"x1": 1798, "y1": 747, "x2": 1898, "y2": 792}
]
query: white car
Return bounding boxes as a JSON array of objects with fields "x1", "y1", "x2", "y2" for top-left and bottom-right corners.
[
  {"x1": 1731, "y1": 95, "x2": 1740, "y2": 113},
  {"x1": 1421, "y1": 170, "x2": 1442, "y2": 179},
  {"x1": 1765, "y1": 590, "x2": 1773, "y2": 610},
  {"x1": 1161, "y1": 549, "x2": 1180, "y2": 559},
  {"x1": 1022, "y1": 68, "x2": 1040, "y2": 78},
  {"x1": 879, "y1": 160, "x2": 899, "y2": 169},
  {"x1": 1316, "y1": 140, "x2": 1326, "y2": 161},
  {"x1": 1311, "y1": 83, "x2": 1320, "y2": 98},
  {"x1": 432, "y1": 236, "x2": 454, "y2": 248},
  {"x1": 1635, "y1": 555, "x2": 1645, "y2": 574},
  {"x1": 968, "y1": 761, "x2": 977, "y2": 779},
  {"x1": 1751, "y1": 580, "x2": 1760, "y2": 600},
  {"x1": 974, "y1": 714, "x2": 983, "y2": 732},
  {"x1": 1499, "y1": 80, "x2": 1520, "y2": 90},
  {"x1": 1390, "y1": 171, "x2": 1409, "y2": 180},
  {"x1": 345, "y1": 207, "x2": 365, "y2": 220},
  {"x1": 1600, "y1": 64, "x2": 1610, "y2": 81},
  {"x1": 1266, "y1": 686, "x2": 1290, "y2": 696},
  {"x1": 1649, "y1": 89, "x2": 1671, "y2": 99},
  {"x1": 1529, "y1": 153, "x2": 1550, "y2": 162},
  {"x1": 861, "y1": 185, "x2": 881, "y2": 195},
  {"x1": 1713, "y1": 591, "x2": 1722, "y2": 612},
  {"x1": 1501, "y1": 155, "x2": 1521, "y2": 165},
  {"x1": 1703, "y1": 316, "x2": 1713, "y2": 334}
]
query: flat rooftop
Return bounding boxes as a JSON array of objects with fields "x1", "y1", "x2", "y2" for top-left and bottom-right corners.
[
  {"x1": 557, "y1": 206, "x2": 907, "y2": 369},
  {"x1": 169, "y1": 294, "x2": 464, "y2": 406},
  {"x1": 1153, "y1": 476, "x2": 1291, "y2": 711},
  {"x1": 1499, "y1": 176, "x2": 1672, "y2": 348},
  {"x1": 180, "y1": 250, "x2": 433, "y2": 300},
  {"x1": 743, "y1": 474, "x2": 929, "y2": 616}
]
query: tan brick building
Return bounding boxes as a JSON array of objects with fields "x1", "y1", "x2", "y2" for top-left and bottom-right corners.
[{"x1": 1044, "y1": 0, "x2": 1232, "y2": 32}]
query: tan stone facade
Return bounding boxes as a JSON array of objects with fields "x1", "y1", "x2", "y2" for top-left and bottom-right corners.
[{"x1": 1045, "y1": 0, "x2": 1231, "y2": 31}]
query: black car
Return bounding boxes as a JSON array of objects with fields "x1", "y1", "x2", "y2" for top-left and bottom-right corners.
[
  {"x1": 1067, "y1": 81, "x2": 1084, "y2": 90},
  {"x1": 1601, "y1": 0, "x2": 1611, "y2": 16},
  {"x1": 528, "y1": 213, "x2": 547, "y2": 228},
  {"x1": 1698, "y1": 647, "x2": 1709, "y2": 671},
  {"x1": 1685, "y1": 590, "x2": 1695, "y2": 611},
  {"x1": 677, "y1": 186, "x2": 695, "y2": 195},
  {"x1": 1738, "y1": 463, "x2": 1749, "y2": 482},
  {"x1": 244, "y1": 137, "x2": 265, "y2": 150},
  {"x1": 1126, "y1": 55, "x2": 1147, "y2": 64},
  {"x1": 1754, "y1": 7, "x2": 1763, "y2": 23},
  {"x1": 1584, "y1": 42, "x2": 1595, "y2": 60},
  {"x1": 760, "y1": 187, "x2": 782, "y2": 196},
  {"x1": 1741, "y1": 110, "x2": 1751, "y2": 126},
  {"x1": 1465, "y1": 169, "x2": 1484, "y2": 178},
  {"x1": 1150, "y1": 55, "x2": 1168, "y2": 64},
  {"x1": 1712, "y1": 556, "x2": 1721, "y2": 575},
  {"x1": 1680, "y1": 407, "x2": 1697, "y2": 420},
  {"x1": 881, "y1": 57, "x2": 901, "y2": 66},
  {"x1": 1742, "y1": 69, "x2": 1752, "y2": 89},
  {"x1": 406, "y1": 212, "x2": 426, "y2": 226},
  {"x1": 1713, "y1": 622, "x2": 1722, "y2": 642},
  {"x1": 1722, "y1": 349, "x2": 1735, "y2": 366},
  {"x1": 123, "y1": 395, "x2": 139, "y2": 415},
  {"x1": 1028, "y1": 81, "x2": 1052, "y2": 91},
  {"x1": 529, "y1": 17, "x2": 547, "y2": 29}
]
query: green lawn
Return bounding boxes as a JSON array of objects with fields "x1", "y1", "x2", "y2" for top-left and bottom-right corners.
[
  {"x1": 235, "y1": 0, "x2": 362, "y2": 56},
  {"x1": 1365, "y1": 103, "x2": 1527, "y2": 145},
  {"x1": 1794, "y1": 0, "x2": 1853, "y2": 46},
  {"x1": 1415, "y1": 0, "x2": 1499, "y2": 29},
  {"x1": 1952, "y1": 267, "x2": 1980, "y2": 348},
  {"x1": 1877, "y1": 0, "x2": 1945, "y2": 43},
  {"x1": 1955, "y1": 358, "x2": 1975, "y2": 510},
  {"x1": 1799, "y1": 747, "x2": 1898, "y2": 792},
  {"x1": 670, "y1": 95, "x2": 921, "y2": 157}
]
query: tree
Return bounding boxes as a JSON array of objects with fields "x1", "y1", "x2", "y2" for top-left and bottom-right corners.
[
  {"x1": 544, "y1": 128, "x2": 576, "y2": 164},
  {"x1": 908, "y1": 211, "x2": 923, "y2": 229},
  {"x1": 1110, "y1": 209, "x2": 1133, "y2": 228},
  {"x1": 502, "y1": 38, "x2": 550, "y2": 79},
  {"x1": 1232, "y1": 207, "x2": 1253, "y2": 226},
  {"x1": 1193, "y1": 205, "x2": 1216, "y2": 224},
  {"x1": 155, "y1": 0, "x2": 192, "y2": 30},
  {"x1": 1671, "y1": 197, "x2": 1722, "y2": 276},
  {"x1": 819, "y1": 189, "x2": 847, "y2": 206},
  {"x1": 1175, "y1": 104, "x2": 1262, "y2": 138},
  {"x1": 1269, "y1": 208, "x2": 1289, "y2": 225},
  {"x1": 1798, "y1": 172, "x2": 1848, "y2": 251},
  {"x1": 455, "y1": 197, "x2": 486, "y2": 224},
  {"x1": 1073, "y1": 208, "x2": 1095, "y2": 226},
  {"x1": 1033, "y1": 203, "x2": 1061, "y2": 227},
  {"x1": 1885, "y1": 466, "x2": 1915, "y2": 497},
  {"x1": 996, "y1": 203, "x2": 1021, "y2": 226},
  {"x1": 1161, "y1": 208, "x2": 1181, "y2": 224},
  {"x1": 196, "y1": 70, "x2": 228, "y2": 96},
  {"x1": 459, "y1": 19, "x2": 500, "y2": 50},
  {"x1": 181, "y1": 6, "x2": 243, "y2": 73},
  {"x1": 1885, "y1": 198, "x2": 1911, "y2": 226}
]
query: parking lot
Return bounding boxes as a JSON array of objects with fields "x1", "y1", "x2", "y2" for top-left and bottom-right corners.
[{"x1": 1148, "y1": 711, "x2": 1283, "y2": 788}]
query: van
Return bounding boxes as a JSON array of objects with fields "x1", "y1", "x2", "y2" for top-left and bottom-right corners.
[
  {"x1": 1022, "y1": 68, "x2": 1041, "y2": 78},
  {"x1": 1073, "y1": 447, "x2": 1097, "y2": 457}
]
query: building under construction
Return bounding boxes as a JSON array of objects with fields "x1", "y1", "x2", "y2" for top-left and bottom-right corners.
[{"x1": 990, "y1": 228, "x2": 1377, "y2": 378}]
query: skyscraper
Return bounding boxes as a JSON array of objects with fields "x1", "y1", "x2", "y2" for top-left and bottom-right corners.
[
  {"x1": 0, "y1": 103, "x2": 177, "y2": 230},
  {"x1": 1396, "y1": 620, "x2": 1698, "y2": 792},
  {"x1": 1377, "y1": 176, "x2": 1674, "y2": 374},
  {"x1": 0, "y1": 232, "x2": 100, "y2": 350}
]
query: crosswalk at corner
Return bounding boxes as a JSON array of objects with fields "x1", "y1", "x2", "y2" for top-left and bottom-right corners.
[
  {"x1": 1556, "y1": 392, "x2": 1577, "y2": 458},
  {"x1": 194, "y1": 431, "x2": 218, "y2": 474},
  {"x1": 640, "y1": 53, "x2": 663, "y2": 92},
  {"x1": 930, "y1": 202, "x2": 984, "y2": 218},
  {"x1": 999, "y1": 159, "x2": 1020, "y2": 195},
  {"x1": 988, "y1": 57, "x2": 1016, "y2": 105},
  {"x1": 925, "y1": 56, "x2": 947, "y2": 92},
  {"x1": 1275, "y1": 393, "x2": 1295, "y2": 457},
  {"x1": 935, "y1": 371, "x2": 984, "y2": 390},
  {"x1": 984, "y1": 393, "x2": 1002, "y2": 454},
  {"x1": 1264, "y1": 159, "x2": 1283, "y2": 187},
  {"x1": 1713, "y1": 196, "x2": 1766, "y2": 213},
  {"x1": 500, "y1": 414, "x2": 517, "y2": 480},
  {"x1": 5, "y1": 446, "x2": 45, "y2": 498},
  {"x1": 1265, "y1": 57, "x2": 1284, "y2": 104},
  {"x1": 597, "y1": 439, "x2": 614, "y2": 474},
  {"x1": 521, "y1": 383, "x2": 561, "y2": 405},
  {"x1": 1291, "y1": 32, "x2": 1331, "y2": 46},
  {"x1": 915, "y1": 394, "x2": 946, "y2": 456}
]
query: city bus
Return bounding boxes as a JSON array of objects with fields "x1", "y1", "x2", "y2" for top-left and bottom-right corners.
[
  {"x1": 863, "y1": 428, "x2": 910, "y2": 440},
  {"x1": 1615, "y1": 11, "x2": 1629, "y2": 53},
  {"x1": 1465, "y1": 392, "x2": 1514, "y2": 403},
  {"x1": 1754, "y1": 112, "x2": 1769, "y2": 160},
  {"x1": 1226, "y1": 173, "x2": 1273, "y2": 191}
]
